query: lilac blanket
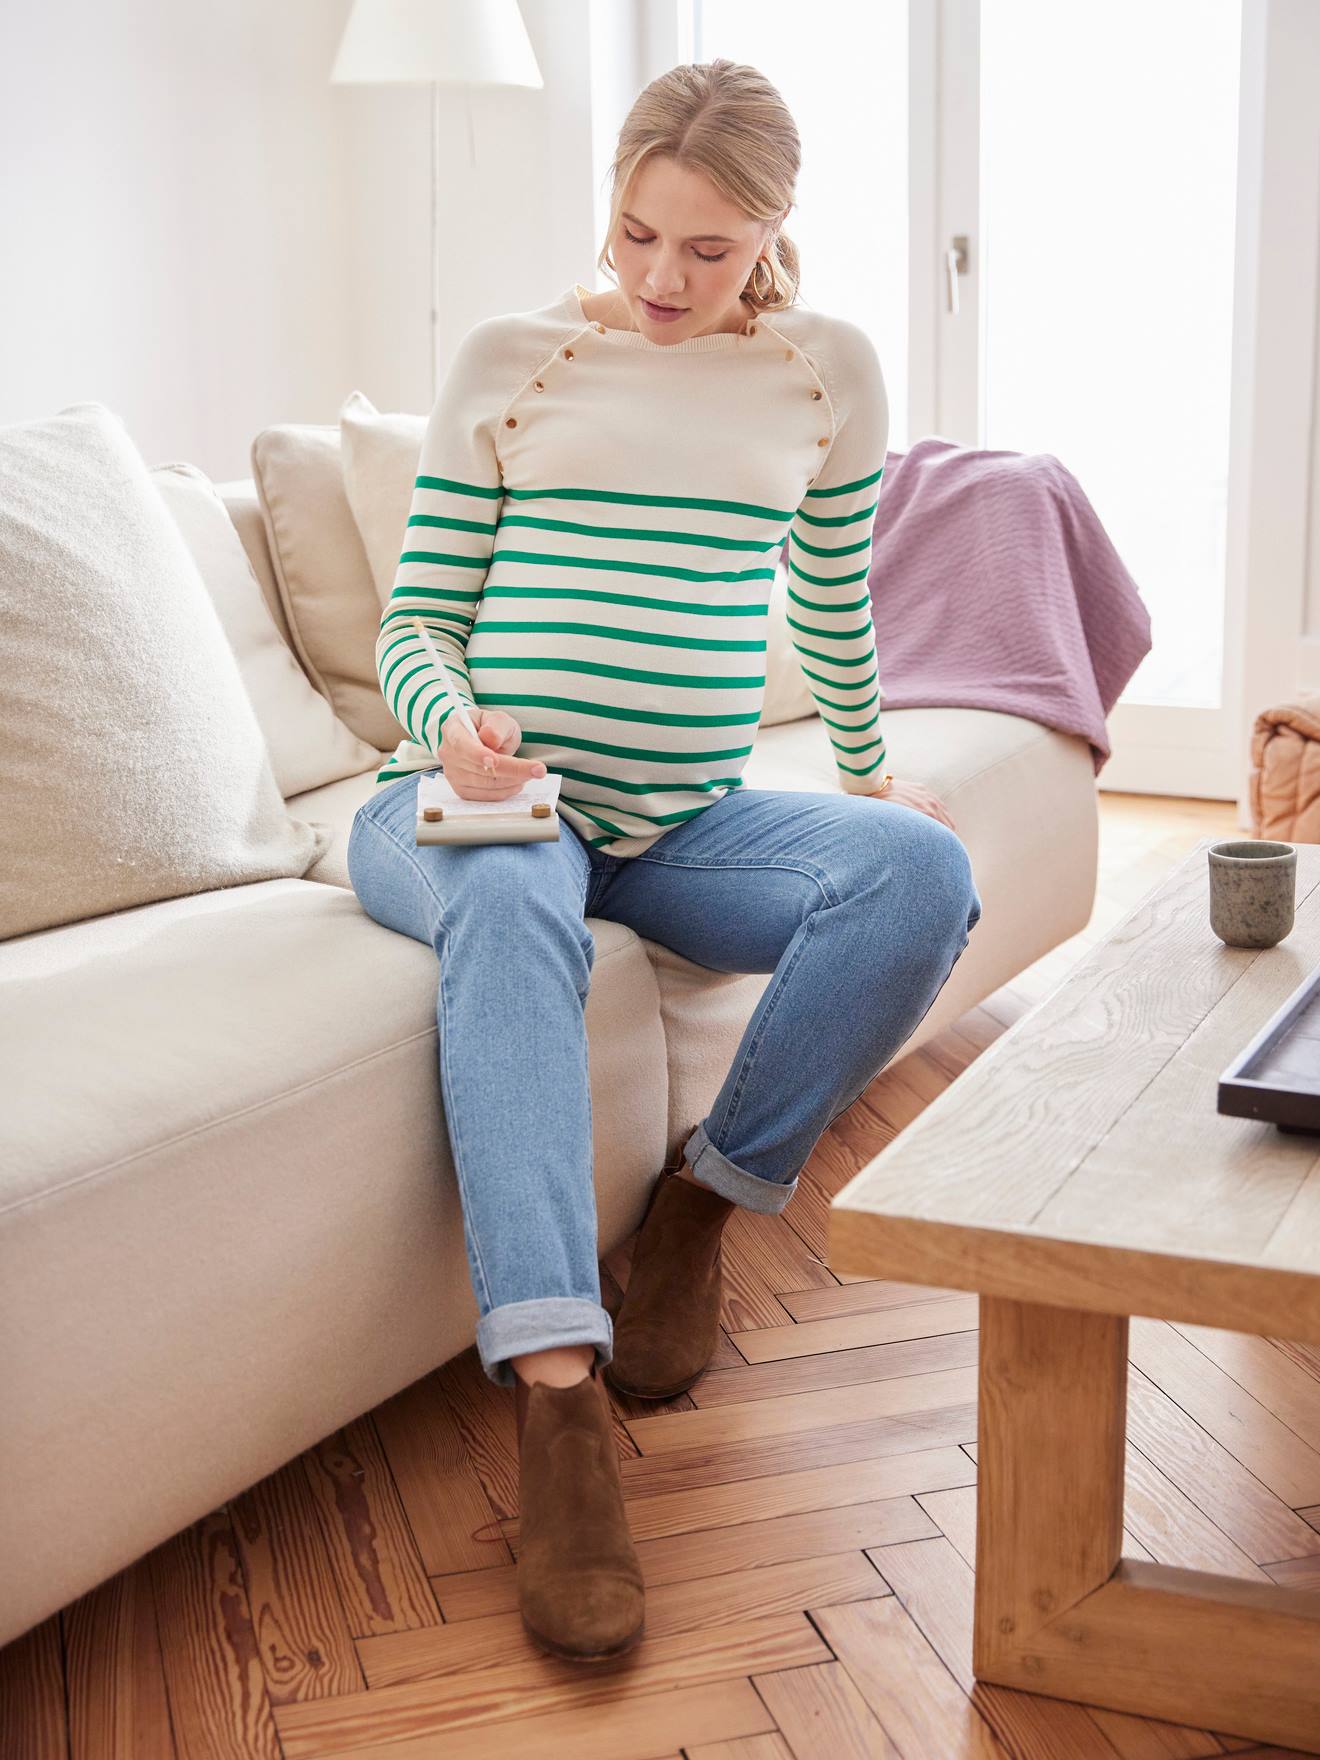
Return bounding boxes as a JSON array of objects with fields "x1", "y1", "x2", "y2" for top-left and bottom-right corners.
[{"x1": 788, "y1": 437, "x2": 1153, "y2": 775}]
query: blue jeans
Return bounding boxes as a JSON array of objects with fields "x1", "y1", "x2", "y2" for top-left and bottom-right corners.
[{"x1": 346, "y1": 774, "x2": 983, "y2": 1388}]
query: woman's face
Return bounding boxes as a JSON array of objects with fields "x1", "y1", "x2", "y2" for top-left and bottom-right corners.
[{"x1": 610, "y1": 157, "x2": 782, "y2": 341}]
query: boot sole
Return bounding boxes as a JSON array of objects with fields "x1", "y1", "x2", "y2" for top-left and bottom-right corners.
[
  {"x1": 521, "y1": 1610, "x2": 646, "y2": 1661},
  {"x1": 602, "y1": 1364, "x2": 703, "y2": 1400}
]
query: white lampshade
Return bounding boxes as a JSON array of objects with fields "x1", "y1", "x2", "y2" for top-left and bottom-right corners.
[{"x1": 330, "y1": 0, "x2": 543, "y2": 88}]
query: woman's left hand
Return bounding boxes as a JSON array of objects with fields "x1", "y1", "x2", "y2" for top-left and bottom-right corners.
[{"x1": 863, "y1": 776, "x2": 957, "y2": 832}]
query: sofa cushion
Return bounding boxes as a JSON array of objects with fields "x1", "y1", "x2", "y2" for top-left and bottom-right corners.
[
  {"x1": 0, "y1": 403, "x2": 329, "y2": 941},
  {"x1": 153, "y1": 463, "x2": 382, "y2": 797},
  {"x1": 0, "y1": 875, "x2": 667, "y2": 1648},
  {"x1": 249, "y1": 421, "x2": 403, "y2": 752}
]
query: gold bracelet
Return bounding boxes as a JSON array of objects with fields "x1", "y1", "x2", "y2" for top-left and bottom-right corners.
[{"x1": 870, "y1": 771, "x2": 894, "y2": 797}]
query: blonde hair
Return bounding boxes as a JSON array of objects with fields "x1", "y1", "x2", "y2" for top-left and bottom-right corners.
[{"x1": 596, "y1": 59, "x2": 802, "y2": 317}]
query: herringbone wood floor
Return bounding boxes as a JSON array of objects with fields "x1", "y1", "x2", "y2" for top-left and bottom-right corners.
[{"x1": 7, "y1": 792, "x2": 1319, "y2": 1760}]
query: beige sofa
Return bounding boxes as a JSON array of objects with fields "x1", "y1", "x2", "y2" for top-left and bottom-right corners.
[{"x1": 0, "y1": 454, "x2": 1099, "y2": 1653}]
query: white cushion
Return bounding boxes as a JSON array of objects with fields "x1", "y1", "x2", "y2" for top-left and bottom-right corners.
[
  {"x1": 152, "y1": 463, "x2": 381, "y2": 797},
  {"x1": 0, "y1": 403, "x2": 329, "y2": 940},
  {"x1": 249, "y1": 420, "x2": 401, "y2": 751}
]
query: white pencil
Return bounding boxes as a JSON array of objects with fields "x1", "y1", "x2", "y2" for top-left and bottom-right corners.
[{"x1": 410, "y1": 617, "x2": 494, "y2": 774}]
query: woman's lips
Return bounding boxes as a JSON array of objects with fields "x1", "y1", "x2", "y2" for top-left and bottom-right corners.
[{"x1": 641, "y1": 297, "x2": 687, "y2": 323}]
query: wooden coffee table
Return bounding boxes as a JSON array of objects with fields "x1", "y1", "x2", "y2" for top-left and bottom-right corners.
[{"x1": 829, "y1": 835, "x2": 1320, "y2": 1752}]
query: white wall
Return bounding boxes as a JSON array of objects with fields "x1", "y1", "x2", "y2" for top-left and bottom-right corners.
[{"x1": 0, "y1": 0, "x2": 631, "y2": 480}]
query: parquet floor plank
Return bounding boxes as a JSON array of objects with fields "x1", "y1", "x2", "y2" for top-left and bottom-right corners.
[
  {"x1": 298, "y1": 1417, "x2": 439, "y2": 1636},
  {"x1": 428, "y1": 1497, "x2": 932, "y2": 1621},
  {"x1": 63, "y1": 1563, "x2": 175, "y2": 1760}
]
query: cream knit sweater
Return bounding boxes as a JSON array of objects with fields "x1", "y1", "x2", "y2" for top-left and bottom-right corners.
[{"x1": 375, "y1": 281, "x2": 889, "y2": 858}]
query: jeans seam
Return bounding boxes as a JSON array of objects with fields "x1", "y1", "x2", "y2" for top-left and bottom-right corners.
[
  {"x1": 628, "y1": 851, "x2": 840, "y2": 911},
  {"x1": 711, "y1": 907, "x2": 820, "y2": 1148},
  {"x1": 352, "y1": 799, "x2": 498, "y2": 1314},
  {"x1": 435, "y1": 919, "x2": 495, "y2": 1313}
]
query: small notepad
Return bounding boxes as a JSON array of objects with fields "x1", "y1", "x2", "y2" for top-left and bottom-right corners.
[
  {"x1": 415, "y1": 767, "x2": 564, "y2": 845},
  {"x1": 417, "y1": 770, "x2": 562, "y2": 816}
]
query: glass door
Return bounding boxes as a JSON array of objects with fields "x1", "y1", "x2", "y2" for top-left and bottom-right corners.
[{"x1": 978, "y1": 0, "x2": 1244, "y2": 797}]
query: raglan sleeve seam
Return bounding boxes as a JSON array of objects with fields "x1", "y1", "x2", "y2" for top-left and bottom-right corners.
[
  {"x1": 374, "y1": 317, "x2": 509, "y2": 762},
  {"x1": 784, "y1": 317, "x2": 890, "y2": 794}
]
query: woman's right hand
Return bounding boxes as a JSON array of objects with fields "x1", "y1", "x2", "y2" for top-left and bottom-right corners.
[{"x1": 440, "y1": 708, "x2": 547, "y2": 801}]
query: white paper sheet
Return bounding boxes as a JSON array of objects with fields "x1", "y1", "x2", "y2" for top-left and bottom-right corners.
[{"x1": 417, "y1": 768, "x2": 562, "y2": 817}]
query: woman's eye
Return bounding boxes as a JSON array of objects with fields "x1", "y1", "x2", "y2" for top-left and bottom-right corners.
[{"x1": 622, "y1": 226, "x2": 727, "y2": 264}]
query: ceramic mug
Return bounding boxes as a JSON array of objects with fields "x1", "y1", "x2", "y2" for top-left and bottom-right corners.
[{"x1": 1207, "y1": 840, "x2": 1297, "y2": 948}]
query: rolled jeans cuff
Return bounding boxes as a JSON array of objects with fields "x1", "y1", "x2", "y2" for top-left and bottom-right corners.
[
  {"x1": 475, "y1": 1296, "x2": 615, "y2": 1388},
  {"x1": 683, "y1": 1120, "x2": 799, "y2": 1215}
]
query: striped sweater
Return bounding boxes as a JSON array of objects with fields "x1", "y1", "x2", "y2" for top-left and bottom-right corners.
[{"x1": 375, "y1": 280, "x2": 889, "y2": 858}]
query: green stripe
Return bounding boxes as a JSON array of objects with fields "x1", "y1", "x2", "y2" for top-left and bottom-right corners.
[
  {"x1": 570, "y1": 795, "x2": 728, "y2": 827},
  {"x1": 836, "y1": 749, "x2": 887, "y2": 776},
  {"x1": 785, "y1": 613, "x2": 874, "y2": 644},
  {"x1": 480, "y1": 584, "x2": 767, "y2": 617},
  {"x1": 793, "y1": 501, "x2": 878, "y2": 529},
  {"x1": 498, "y1": 514, "x2": 784, "y2": 554},
  {"x1": 398, "y1": 550, "x2": 492, "y2": 570},
  {"x1": 416, "y1": 474, "x2": 502, "y2": 499},
  {"x1": 813, "y1": 686, "x2": 883, "y2": 714},
  {"x1": 503, "y1": 485, "x2": 795, "y2": 520},
  {"x1": 469, "y1": 655, "x2": 764, "y2": 689},
  {"x1": 789, "y1": 531, "x2": 871, "y2": 558},
  {"x1": 517, "y1": 728, "x2": 756, "y2": 765},
  {"x1": 464, "y1": 620, "x2": 765, "y2": 652},
  {"x1": 787, "y1": 559, "x2": 871, "y2": 589},
  {"x1": 819, "y1": 707, "x2": 882, "y2": 738},
  {"x1": 408, "y1": 514, "x2": 499, "y2": 535},
  {"x1": 803, "y1": 466, "x2": 884, "y2": 498},
  {"x1": 474, "y1": 693, "x2": 760, "y2": 729},
  {"x1": 490, "y1": 548, "x2": 775, "y2": 586},
  {"x1": 551, "y1": 767, "x2": 745, "y2": 796},
  {"x1": 787, "y1": 584, "x2": 872, "y2": 614},
  {"x1": 789, "y1": 641, "x2": 876, "y2": 669}
]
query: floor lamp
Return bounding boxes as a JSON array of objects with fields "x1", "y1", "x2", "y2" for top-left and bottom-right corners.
[{"x1": 330, "y1": 0, "x2": 544, "y2": 403}]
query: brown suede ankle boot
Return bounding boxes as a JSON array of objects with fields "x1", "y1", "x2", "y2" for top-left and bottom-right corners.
[
  {"x1": 603, "y1": 1168, "x2": 737, "y2": 1400},
  {"x1": 512, "y1": 1361, "x2": 646, "y2": 1660}
]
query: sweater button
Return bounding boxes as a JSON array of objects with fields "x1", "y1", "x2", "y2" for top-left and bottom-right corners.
[
  {"x1": 748, "y1": 322, "x2": 758, "y2": 335},
  {"x1": 506, "y1": 417, "x2": 518, "y2": 428},
  {"x1": 533, "y1": 380, "x2": 545, "y2": 391},
  {"x1": 784, "y1": 348, "x2": 794, "y2": 360},
  {"x1": 817, "y1": 436, "x2": 829, "y2": 446},
  {"x1": 594, "y1": 322, "x2": 607, "y2": 333},
  {"x1": 811, "y1": 389, "x2": 823, "y2": 400},
  {"x1": 563, "y1": 347, "x2": 574, "y2": 360}
]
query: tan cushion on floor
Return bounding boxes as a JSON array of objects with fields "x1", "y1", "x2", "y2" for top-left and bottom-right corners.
[
  {"x1": 153, "y1": 463, "x2": 382, "y2": 796},
  {"x1": 0, "y1": 403, "x2": 329, "y2": 941},
  {"x1": 249, "y1": 421, "x2": 402, "y2": 752}
]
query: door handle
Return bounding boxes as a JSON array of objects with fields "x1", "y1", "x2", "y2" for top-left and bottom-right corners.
[{"x1": 945, "y1": 234, "x2": 969, "y2": 314}]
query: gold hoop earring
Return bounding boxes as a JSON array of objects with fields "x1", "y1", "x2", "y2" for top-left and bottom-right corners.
[{"x1": 748, "y1": 255, "x2": 775, "y2": 303}]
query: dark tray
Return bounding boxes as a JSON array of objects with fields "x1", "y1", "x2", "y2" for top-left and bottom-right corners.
[{"x1": 1218, "y1": 963, "x2": 1320, "y2": 1135}]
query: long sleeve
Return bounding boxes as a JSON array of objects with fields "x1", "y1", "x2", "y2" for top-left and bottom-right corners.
[
  {"x1": 785, "y1": 321, "x2": 889, "y2": 794},
  {"x1": 375, "y1": 319, "x2": 506, "y2": 758}
]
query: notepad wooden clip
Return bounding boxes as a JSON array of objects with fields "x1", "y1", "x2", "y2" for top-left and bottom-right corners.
[{"x1": 415, "y1": 770, "x2": 563, "y2": 846}]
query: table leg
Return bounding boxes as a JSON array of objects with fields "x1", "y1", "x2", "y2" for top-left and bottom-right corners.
[{"x1": 974, "y1": 1295, "x2": 1320, "y2": 1752}]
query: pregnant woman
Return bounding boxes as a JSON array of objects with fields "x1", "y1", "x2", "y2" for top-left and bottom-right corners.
[{"x1": 347, "y1": 57, "x2": 982, "y2": 1663}]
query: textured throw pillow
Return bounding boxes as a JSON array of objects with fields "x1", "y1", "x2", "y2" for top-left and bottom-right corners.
[
  {"x1": 337, "y1": 388, "x2": 823, "y2": 728},
  {"x1": 152, "y1": 463, "x2": 382, "y2": 796},
  {"x1": 249, "y1": 420, "x2": 400, "y2": 751},
  {"x1": 0, "y1": 403, "x2": 330, "y2": 942},
  {"x1": 338, "y1": 389, "x2": 425, "y2": 607}
]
